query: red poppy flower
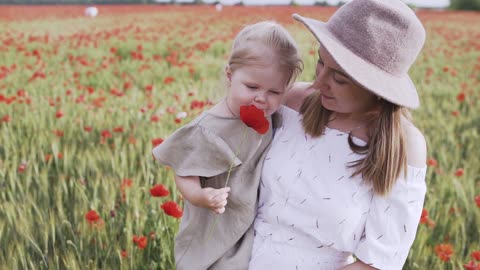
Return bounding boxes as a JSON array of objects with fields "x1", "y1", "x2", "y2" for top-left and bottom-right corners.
[
  {"x1": 164, "y1": 76, "x2": 175, "y2": 84},
  {"x1": 472, "y1": 250, "x2": 480, "y2": 261},
  {"x1": 435, "y1": 243, "x2": 454, "y2": 262},
  {"x1": 121, "y1": 179, "x2": 133, "y2": 191},
  {"x1": 190, "y1": 100, "x2": 205, "y2": 110},
  {"x1": 85, "y1": 210, "x2": 100, "y2": 224},
  {"x1": 457, "y1": 92, "x2": 466, "y2": 102},
  {"x1": 53, "y1": 130, "x2": 64, "y2": 137},
  {"x1": 455, "y1": 168, "x2": 464, "y2": 177},
  {"x1": 152, "y1": 138, "x2": 164, "y2": 147},
  {"x1": 475, "y1": 195, "x2": 480, "y2": 208},
  {"x1": 145, "y1": 85, "x2": 153, "y2": 92},
  {"x1": 123, "y1": 82, "x2": 132, "y2": 90},
  {"x1": 161, "y1": 201, "x2": 183, "y2": 218},
  {"x1": 55, "y1": 110, "x2": 64, "y2": 118},
  {"x1": 150, "y1": 115, "x2": 160, "y2": 122},
  {"x1": 2, "y1": 115, "x2": 10, "y2": 123},
  {"x1": 84, "y1": 126, "x2": 92, "y2": 132},
  {"x1": 17, "y1": 89, "x2": 26, "y2": 97},
  {"x1": 150, "y1": 184, "x2": 170, "y2": 197},
  {"x1": 427, "y1": 159, "x2": 437, "y2": 167},
  {"x1": 463, "y1": 261, "x2": 478, "y2": 270},
  {"x1": 101, "y1": 130, "x2": 112, "y2": 139},
  {"x1": 239, "y1": 105, "x2": 269, "y2": 135},
  {"x1": 18, "y1": 163, "x2": 27, "y2": 173},
  {"x1": 166, "y1": 107, "x2": 175, "y2": 114},
  {"x1": 133, "y1": 235, "x2": 148, "y2": 249},
  {"x1": 420, "y1": 208, "x2": 429, "y2": 224},
  {"x1": 113, "y1": 126, "x2": 124, "y2": 133},
  {"x1": 120, "y1": 250, "x2": 128, "y2": 258}
]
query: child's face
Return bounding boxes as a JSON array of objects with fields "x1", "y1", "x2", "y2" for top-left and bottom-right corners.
[{"x1": 226, "y1": 61, "x2": 289, "y2": 117}]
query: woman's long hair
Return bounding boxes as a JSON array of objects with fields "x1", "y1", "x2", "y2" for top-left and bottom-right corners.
[{"x1": 300, "y1": 91, "x2": 410, "y2": 196}]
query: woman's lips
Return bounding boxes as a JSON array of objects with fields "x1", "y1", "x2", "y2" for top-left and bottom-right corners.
[{"x1": 321, "y1": 94, "x2": 334, "y2": 100}]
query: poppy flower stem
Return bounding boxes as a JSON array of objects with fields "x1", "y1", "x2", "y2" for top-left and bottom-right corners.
[
  {"x1": 206, "y1": 128, "x2": 248, "y2": 243},
  {"x1": 224, "y1": 128, "x2": 247, "y2": 188}
]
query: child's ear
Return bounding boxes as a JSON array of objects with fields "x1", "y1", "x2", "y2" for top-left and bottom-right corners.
[{"x1": 225, "y1": 65, "x2": 232, "y2": 81}]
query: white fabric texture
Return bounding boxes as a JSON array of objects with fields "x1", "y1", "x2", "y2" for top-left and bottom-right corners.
[{"x1": 249, "y1": 106, "x2": 427, "y2": 270}]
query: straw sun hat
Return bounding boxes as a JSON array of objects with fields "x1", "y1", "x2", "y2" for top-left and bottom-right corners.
[{"x1": 293, "y1": 0, "x2": 426, "y2": 108}]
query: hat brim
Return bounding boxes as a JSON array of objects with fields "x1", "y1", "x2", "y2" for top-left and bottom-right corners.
[{"x1": 293, "y1": 14, "x2": 420, "y2": 109}]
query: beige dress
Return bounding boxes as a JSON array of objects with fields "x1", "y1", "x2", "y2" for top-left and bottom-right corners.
[{"x1": 152, "y1": 111, "x2": 278, "y2": 270}]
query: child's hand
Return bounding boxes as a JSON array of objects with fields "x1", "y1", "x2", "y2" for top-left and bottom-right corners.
[{"x1": 194, "y1": 187, "x2": 231, "y2": 214}]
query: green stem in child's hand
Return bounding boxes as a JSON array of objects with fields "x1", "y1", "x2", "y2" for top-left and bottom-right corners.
[
  {"x1": 223, "y1": 128, "x2": 248, "y2": 188},
  {"x1": 206, "y1": 128, "x2": 248, "y2": 243}
]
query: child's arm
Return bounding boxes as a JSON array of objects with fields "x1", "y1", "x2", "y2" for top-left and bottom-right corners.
[{"x1": 175, "y1": 175, "x2": 231, "y2": 214}]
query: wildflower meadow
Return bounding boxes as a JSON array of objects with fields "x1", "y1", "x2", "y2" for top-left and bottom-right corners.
[{"x1": 0, "y1": 5, "x2": 479, "y2": 270}]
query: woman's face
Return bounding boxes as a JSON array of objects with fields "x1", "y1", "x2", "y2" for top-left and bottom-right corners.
[{"x1": 312, "y1": 46, "x2": 378, "y2": 117}]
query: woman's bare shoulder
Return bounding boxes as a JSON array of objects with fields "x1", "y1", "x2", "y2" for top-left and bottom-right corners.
[
  {"x1": 403, "y1": 121, "x2": 427, "y2": 168},
  {"x1": 284, "y1": 82, "x2": 316, "y2": 111}
]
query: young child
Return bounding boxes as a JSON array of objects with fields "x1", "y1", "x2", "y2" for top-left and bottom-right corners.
[{"x1": 152, "y1": 21, "x2": 302, "y2": 270}]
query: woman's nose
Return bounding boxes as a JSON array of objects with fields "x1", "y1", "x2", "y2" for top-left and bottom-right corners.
[{"x1": 312, "y1": 69, "x2": 329, "y2": 90}]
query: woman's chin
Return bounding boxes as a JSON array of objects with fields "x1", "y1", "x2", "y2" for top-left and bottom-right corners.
[{"x1": 321, "y1": 98, "x2": 336, "y2": 111}]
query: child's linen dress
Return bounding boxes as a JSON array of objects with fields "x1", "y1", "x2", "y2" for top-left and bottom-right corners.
[
  {"x1": 249, "y1": 106, "x2": 427, "y2": 270},
  {"x1": 153, "y1": 111, "x2": 276, "y2": 270}
]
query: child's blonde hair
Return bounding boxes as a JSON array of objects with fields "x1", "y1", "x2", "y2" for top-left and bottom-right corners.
[{"x1": 228, "y1": 21, "x2": 303, "y2": 87}]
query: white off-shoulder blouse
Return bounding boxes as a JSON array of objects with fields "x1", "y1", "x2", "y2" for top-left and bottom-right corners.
[{"x1": 249, "y1": 106, "x2": 427, "y2": 270}]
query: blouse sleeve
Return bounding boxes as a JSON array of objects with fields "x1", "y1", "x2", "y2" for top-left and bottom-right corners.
[
  {"x1": 354, "y1": 166, "x2": 427, "y2": 270},
  {"x1": 152, "y1": 124, "x2": 242, "y2": 178}
]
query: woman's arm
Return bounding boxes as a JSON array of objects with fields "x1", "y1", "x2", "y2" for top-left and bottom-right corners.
[
  {"x1": 174, "y1": 175, "x2": 230, "y2": 214},
  {"x1": 283, "y1": 82, "x2": 316, "y2": 111},
  {"x1": 338, "y1": 260, "x2": 377, "y2": 270},
  {"x1": 404, "y1": 122, "x2": 427, "y2": 167}
]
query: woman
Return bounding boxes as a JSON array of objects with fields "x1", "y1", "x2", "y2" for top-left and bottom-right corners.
[{"x1": 249, "y1": 0, "x2": 427, "y2": 269}]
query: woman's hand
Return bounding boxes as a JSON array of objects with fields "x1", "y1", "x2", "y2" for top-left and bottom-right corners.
[{"x1": 283, "y1": 82, "x2": 316, "y2": 111}]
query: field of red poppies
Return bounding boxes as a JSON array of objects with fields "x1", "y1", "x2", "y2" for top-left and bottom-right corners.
[{"x1": 0, "y1": 5, "x2": 479, "y2": 270}]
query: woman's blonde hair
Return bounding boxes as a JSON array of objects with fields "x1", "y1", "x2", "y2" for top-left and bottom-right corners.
[
  {"x1": 300, "y1": 91, "x2": 411, "y2": 196},
  {"x1": 228, "y1": 21, "x2": 303, "y2": 87}
]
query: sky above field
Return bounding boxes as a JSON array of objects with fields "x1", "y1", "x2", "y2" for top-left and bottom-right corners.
[{"x1": 171, "y1": 0, "x2": 450, "y2": 8}]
